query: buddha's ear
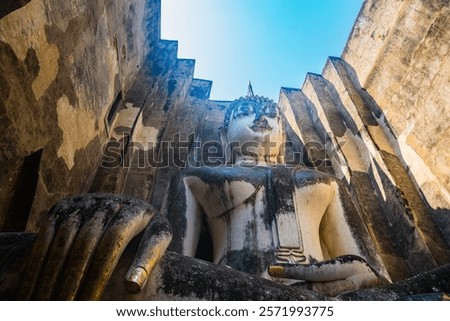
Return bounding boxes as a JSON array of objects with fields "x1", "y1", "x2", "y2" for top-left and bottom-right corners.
[{"x1": 218, "y1": 126, "x2": 232, "y2": 164}]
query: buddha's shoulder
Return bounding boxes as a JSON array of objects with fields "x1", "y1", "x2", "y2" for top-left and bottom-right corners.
[
  {"x1": 291, "y1": 167, "x2": 338, "y2": 187},
  {"x1": 173, "y1": 165, "x2": 268, "y2": 186}
]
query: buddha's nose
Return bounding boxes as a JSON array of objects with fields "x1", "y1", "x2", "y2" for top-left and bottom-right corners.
[{"x1": 254, "y1": 112, "x2": 267, "y2": 123}]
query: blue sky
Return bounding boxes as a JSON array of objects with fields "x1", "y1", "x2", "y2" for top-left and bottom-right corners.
[{"x1": 161, "y1": 0, "x2": 363, "y2": 101}]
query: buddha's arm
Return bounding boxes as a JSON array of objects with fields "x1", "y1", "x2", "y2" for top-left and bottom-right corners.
[
  {"x1": 269, "y1": 178, "x2": 390, "y2": 295},
  {"x1": 324, "y1": 180, "x2": 390, "y2": 282},
  {"x1": 162, "y1": 173, "x2": 203, "y2": 257}
]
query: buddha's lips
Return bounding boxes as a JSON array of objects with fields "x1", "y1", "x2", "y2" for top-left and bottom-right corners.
[{"x1": 250, "y1": 122, "x2": 272, "y2": 132}]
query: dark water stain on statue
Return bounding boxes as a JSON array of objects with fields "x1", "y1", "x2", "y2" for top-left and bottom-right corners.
[{"x1": 165, "y1": 173, "x2": 189, "y2": 253}]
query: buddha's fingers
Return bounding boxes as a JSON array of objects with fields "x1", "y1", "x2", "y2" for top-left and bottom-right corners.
[
  {"x1": 19, "y1": 215, "x2": 57, "y2": 300},
  {"x1": 77, "y1": 203, "x2": 155, "y2": 300},
  {"x1": 268, "y1": 255, "x2": 378, "y2": 282},
  {"x1": 55, "y1": 198, "x2": 122, "y2": 300},
  {"x1": 32, "y1": 211, "x2": 82, "y2": 299},
  {"x1": 54, "y1": 210, "x2": 110, "y2": 300},
  {"x1": 125, "y1": 214, "x2": 173, "y2": 294}
]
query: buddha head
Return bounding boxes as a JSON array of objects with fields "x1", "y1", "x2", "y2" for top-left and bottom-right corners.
[{"x1": 220, "y1": 83, "x2": 286, "y2": 165}]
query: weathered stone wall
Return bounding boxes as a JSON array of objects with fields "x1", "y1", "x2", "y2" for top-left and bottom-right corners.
[
  {"x1": 0, "y1": 0, "x2": 160, "y2": 231},
  {"x1": 342, "y1": 0, "x2": 450, "y2": 211},
  {"x1": 150, "y1": 78, "x2": 213, "y2": 210},
  {"x1": 86, "y1": 38, "x2": 217, "y2": 213}
]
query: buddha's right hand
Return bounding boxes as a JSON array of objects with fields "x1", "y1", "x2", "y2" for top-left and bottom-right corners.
[{"x1": 19, "y1": 194, "x2": 172, "y2": 300}]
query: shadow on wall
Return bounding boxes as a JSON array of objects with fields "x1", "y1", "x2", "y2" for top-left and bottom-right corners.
[
  {"x1": 2, "y1": 149, "x2": 43, "y2": 232},
  {"x1": 0, "y1": 0, "x2": 32, "y2": 20}
]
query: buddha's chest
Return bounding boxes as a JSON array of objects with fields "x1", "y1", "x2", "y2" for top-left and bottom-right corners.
[{"x1": 203, "y1": 167, "x2": 308, "y2": 264}]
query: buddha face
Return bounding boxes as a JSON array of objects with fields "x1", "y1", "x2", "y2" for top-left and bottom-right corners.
[{"x1": 226, "y1": 100, "x2": 284, "y2": 159}]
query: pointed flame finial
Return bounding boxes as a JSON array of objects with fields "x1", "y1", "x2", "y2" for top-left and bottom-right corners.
[{"x1": 247, "y1": 81, "x2": 254, "y2": 97}]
